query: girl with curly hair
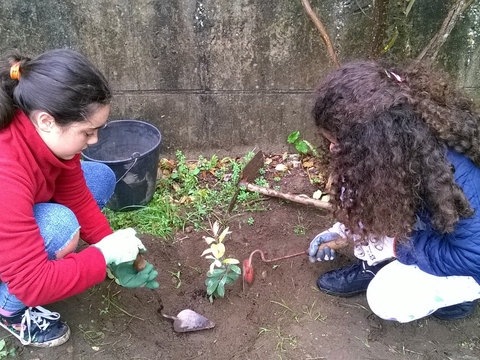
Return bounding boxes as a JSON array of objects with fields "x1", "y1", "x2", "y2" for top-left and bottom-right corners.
[{"x1": 307, "y1": 60, "x2": 480, "y2": 322}]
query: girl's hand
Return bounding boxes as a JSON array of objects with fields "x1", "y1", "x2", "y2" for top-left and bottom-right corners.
[
  {"x1": 93, "y1": 228, "x2": 146, "y2": 265},
  {"x1": 108, "y1": 261, "x2": 159, "y2": 289},
  {"x1": 308, "y1": 222, "x2": 348, "y2": 263}
]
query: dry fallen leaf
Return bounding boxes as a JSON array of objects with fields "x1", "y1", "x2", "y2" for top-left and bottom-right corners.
[{"x1": 302, "y1": 160, "x2": 314, "y2": 168}]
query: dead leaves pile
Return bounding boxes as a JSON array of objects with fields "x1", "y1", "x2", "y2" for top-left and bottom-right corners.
[
  {"x1": 263, "y1": 152, "x2": 328, "y2": 189},
  {"x1": 156, "y1": 152, "x2": 330, "y2": 204}
]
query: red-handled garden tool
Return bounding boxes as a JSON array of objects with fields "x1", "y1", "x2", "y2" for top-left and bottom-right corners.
[{"x1": 243, "y1": 237, "x2": 349, "y2": 285}]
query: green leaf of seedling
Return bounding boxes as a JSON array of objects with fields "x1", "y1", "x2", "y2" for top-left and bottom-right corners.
[
  {"x1": 215, "y1": 276, "x2": 227, "y2": 297},
  {"x1": 229, "y1": 264, "x2": 241, "y2": 275},
  {"x1": 225, "y1": 271, "x2": 240, "y2": 284},
  {"x1": 206, "y1": 277, "x2": 221, "y2": 295},
  {"x1": 295, "y1": 140, "x2": 309, "y2": 154},
  {"x1": 205, "y1": 276, "x2": 217, "y2": 287},
  {"x1": 226, "y1": 270, "x2": 240, "y2": 280},
  {"x1": 224, "y1": 276, "x2": 235, "y2": 285},
  {"x1": 287, "y1": 131, "x2": 300, "y2": 144},
  {"x1": 207, "y1": 268, "x2": 226, "y2": 277}
]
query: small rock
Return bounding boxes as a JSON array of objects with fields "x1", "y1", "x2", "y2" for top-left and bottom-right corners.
[{"x1": 288, "y1": 154, "x2": 300, "y2": 161}]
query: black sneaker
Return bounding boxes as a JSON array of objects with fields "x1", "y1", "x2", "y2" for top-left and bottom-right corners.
[
  {"x1": 0, "y1": 306, "x2": 70, "y2": 347},
  {"x1": 317, "y1": 259, "x2": 389, "y2": 297},
  {"x1": 432, "y1": 300, "x2": 478, "y2": 321}
]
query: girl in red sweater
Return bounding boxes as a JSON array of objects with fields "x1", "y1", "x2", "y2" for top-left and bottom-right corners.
[{"x1": 0, "y1": 49, "x2": 158, "y2": 347}]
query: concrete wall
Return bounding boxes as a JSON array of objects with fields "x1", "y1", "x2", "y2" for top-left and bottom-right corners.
[{"x1": 1, "y1": 0, "x2": 479, "y2": 157}]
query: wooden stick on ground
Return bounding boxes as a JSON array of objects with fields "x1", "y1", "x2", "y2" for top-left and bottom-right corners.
[{"x1": 241, "y1": 181, "x2": 332, "y2": 210}]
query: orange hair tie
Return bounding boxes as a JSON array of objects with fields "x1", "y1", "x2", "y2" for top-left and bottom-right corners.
[{"x1": 10, "y1": 62, "x2": 20, "y2": 81}]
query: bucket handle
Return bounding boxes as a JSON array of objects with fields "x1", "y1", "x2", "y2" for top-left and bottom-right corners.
[{"x1": 116, "y1": 152, "x2": 141, "y2": 184}]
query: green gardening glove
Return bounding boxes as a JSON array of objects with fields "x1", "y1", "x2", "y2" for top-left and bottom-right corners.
[{"x1": 108, "y1": 261, "x2": 160, "y2": 289}]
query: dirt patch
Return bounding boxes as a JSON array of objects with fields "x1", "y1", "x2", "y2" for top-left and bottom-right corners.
[{"x1": 9, "y1": 154, "x2": 480, "y2": 360}]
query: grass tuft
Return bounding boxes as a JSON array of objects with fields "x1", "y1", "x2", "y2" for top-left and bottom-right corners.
[{"x1": 104, "y1": 151, "x2": 264, "y2": 239}]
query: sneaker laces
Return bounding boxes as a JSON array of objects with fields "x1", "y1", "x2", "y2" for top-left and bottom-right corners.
[
  {"x1": 334, "y1": 260, "x2": 377, "y2": 280},
  {"x1": 361, "y1": 261, "x2": 376, "y2": 277},
  {"x1": 19, "y1": 306, "x2": 60, "y2": 345}
]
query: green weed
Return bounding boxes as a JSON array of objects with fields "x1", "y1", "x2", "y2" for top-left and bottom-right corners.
[
  {"x1": 105, "y1": 151, "x2": 264, "y2": 238},
  {"x1": 302, "y1": 299, "x2": 327, "y2": 322},
  {"x1": 355, "y1": 336, "x2": 370, "y2": 348},
  {"x1": 271, "y1": 300, "x2": 301, "y2": 322},
  {"x1": 0, "y1": 339, "x2": 15, "y2": 358},
  {"x1": 293, "y1": 224, "x2": 306, "y2": 235},
  {"x1": 168, "y1": 270, "x2": 182, "y2": 288},
  {"x1": 77, "y1": 324, "x2": 106, "y2": 346},
  {"x1": 258, "y1": 326, "x2": 297, "y2": 353}
]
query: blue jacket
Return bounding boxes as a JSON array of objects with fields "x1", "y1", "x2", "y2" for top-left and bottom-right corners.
[{"x1": 395, "y1": 150, "x2": 480, "y2": 285}]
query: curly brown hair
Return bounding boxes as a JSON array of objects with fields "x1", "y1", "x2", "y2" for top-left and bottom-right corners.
[{"x1": 312, "y1": 60, "x2": 479, "y2": 241}]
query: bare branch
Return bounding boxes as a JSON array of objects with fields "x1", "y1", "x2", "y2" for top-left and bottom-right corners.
[
  {"x1": 301, "y1": 0, "x2": 340, "y2": 68},
  {"x1": 369, "y1": 0, "x2": 388, "y2": 58},
  {"x1": 417, "y1": 0, "x2": 472, "y2": 62}
]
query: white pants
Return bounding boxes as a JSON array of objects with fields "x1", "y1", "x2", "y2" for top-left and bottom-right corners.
[{"x1": 366, "y1": 260, "x2": 480, "y2": 323}]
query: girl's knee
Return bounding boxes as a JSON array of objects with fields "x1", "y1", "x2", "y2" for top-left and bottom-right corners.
[
  {"x1": 55, "y1": 230, "x2": 80, "y2": 259},
  {"x1": 366, "y1": 266, "x2": 404, "y2": 321},
  {"x1": 34, "y1": 203, "x2": 80, "y2": 259},
  {"x1": 81, "y1": 161, "x2": 116, "y2": 208},
  {"x1": 366, "y1": 263, "x2": 423, "y2": 323}
]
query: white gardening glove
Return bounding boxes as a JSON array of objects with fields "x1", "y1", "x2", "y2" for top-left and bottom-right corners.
[
  {"x1": 308, "y1": 222, "x2": 347, "y2": 263},
  {"x1": 354, "y1": 236, "x2": 395, "y2": 266},
  {"x1": 93, "y1": 228, "x2": 146, "y2": 265}
]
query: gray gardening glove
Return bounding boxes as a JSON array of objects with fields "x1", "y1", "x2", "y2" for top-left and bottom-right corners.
[{"x1": 308, "y1": 222, "x2": 346, "y2": 263}]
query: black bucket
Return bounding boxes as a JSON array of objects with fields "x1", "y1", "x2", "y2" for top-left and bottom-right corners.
[{"x1": 82, "y1": 120, "x2": 162, "y2": 211}]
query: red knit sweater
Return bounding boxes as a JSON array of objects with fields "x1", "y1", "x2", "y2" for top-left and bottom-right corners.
[{"x1": 0, "y1": 111, "x2": 113, "y2": 306}]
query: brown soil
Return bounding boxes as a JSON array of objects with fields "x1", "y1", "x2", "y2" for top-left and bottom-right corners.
[{"x1": 10, "y1": 155, "x2": 480, "y2": 360}]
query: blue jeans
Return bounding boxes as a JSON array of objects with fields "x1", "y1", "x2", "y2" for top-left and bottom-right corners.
[{"x1": 0, "y1": 161, "x2": 115, "y2": 312}]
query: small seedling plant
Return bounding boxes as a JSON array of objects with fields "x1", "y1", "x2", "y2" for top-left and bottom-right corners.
[
  {"x1": 287, "y1": 130, "x2": 319, "y2": 157},
  {"x1": 201, "y1": 221, "x2": 241, "y2": 302}
]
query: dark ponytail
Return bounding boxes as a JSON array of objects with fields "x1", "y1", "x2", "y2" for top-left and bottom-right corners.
[
  {"x1": 0, "y1": 49, "x2": 111, "y2": 130},
  {"x1": 0, "y1": 51, "x2": 25, "y2": 128}
]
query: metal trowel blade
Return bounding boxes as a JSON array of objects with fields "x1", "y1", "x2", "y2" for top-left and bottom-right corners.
[{"x1": 162, "y1": 309, "x2": 215, "y2": 333}]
